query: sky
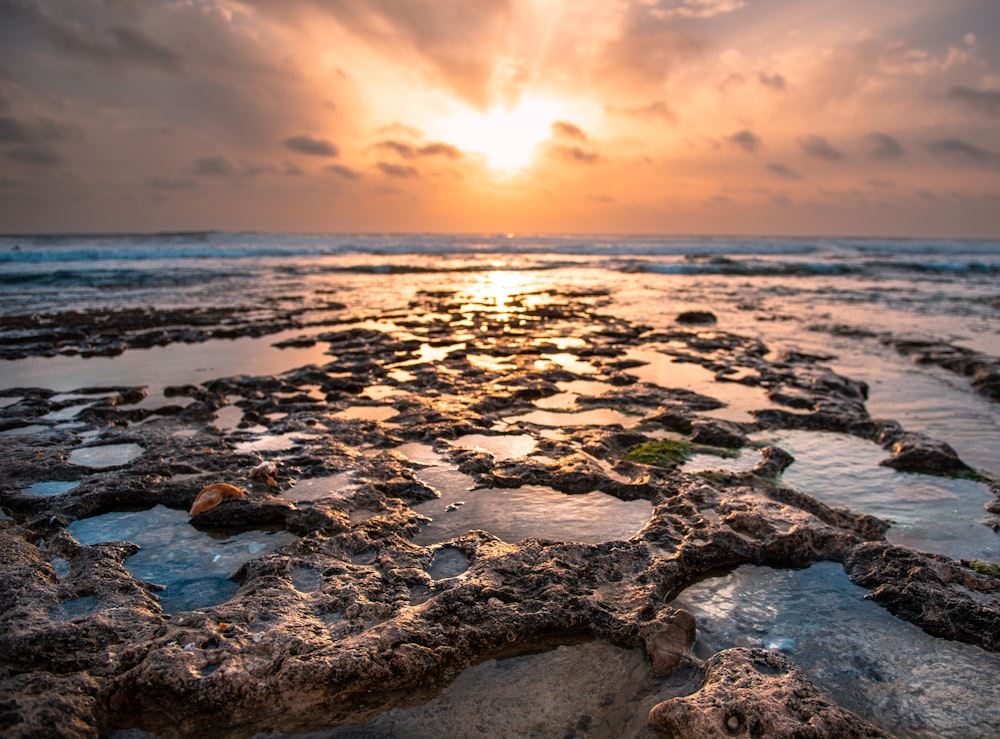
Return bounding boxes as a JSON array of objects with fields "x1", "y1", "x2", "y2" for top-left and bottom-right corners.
[{"x1": 0, "y1": 0, "x2": 998, "y2": 237}]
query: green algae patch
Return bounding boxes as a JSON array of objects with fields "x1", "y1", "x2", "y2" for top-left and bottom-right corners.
[
  {"x1": 963, "y1": 559, "x2": 1000, "y2": 578},
  {"x1": 624, "y1": 439, "x2": 695, "y2": 468}
]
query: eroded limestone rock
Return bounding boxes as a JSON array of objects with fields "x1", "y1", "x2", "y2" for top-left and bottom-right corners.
[
  {"x1": 0, "y1": 288, "x2": 993, "y2": 738},
  {"x1": 647, "y1": 647, "x2": 890, "y2": 738}
]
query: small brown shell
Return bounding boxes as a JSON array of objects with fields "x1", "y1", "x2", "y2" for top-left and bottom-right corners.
[{"x1": 189, "y1": 482, "x2": 247, "y2": 516}]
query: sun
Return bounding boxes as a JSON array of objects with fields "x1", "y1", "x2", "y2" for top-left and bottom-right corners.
[{"x1": 436, "y1": 96, "x2": 568, "y2": 172}]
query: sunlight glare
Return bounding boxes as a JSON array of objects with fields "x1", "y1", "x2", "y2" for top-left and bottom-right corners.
[{"x1": 438, "y1": 97, "x2": 568, "y2": 172}]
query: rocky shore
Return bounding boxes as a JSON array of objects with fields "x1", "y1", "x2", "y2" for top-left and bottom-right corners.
[{"x1": 1, "y1": 288, "x2": 997, "y2": 738}]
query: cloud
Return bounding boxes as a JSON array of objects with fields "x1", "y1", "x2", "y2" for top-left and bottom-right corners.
[
  {"x1": 0, "y1": 116, "x2": 33, "y2": 144},
  {"x1": 758, "y1": 72, "x2": 786, "y2": 91},
  {"x1": 0, "y1": 113, "x2": 83, "y2": 170},
  {"x1": 5, "y1": 145, "x2": 60, "y2": 166},
  {"x1": 284, "y1": 135, "x2": 339, "y2": 157},
  {"x1": 648, "y1": 1, "x2": 748, "y2": 21},
  {"x1": 0, "y1": 115, "x2": 82, "y2": 144},
  {"x1": 252, "y1": 0, "x2": 511, "y2": 108},
  {"x1": 376, "y1": 140, "x2": 417, "y2": 159},
  {"x1": 598, "y1": 10, "x2": 705, "y2": 89},
  {"x1": 377, "y1": 122, "x2": 424, "y2": 139},
  {"x1": 927, "y1": 138, "x2": 998, "y2": 167},
  {"x1": 376, "y1": 161, "x2": 420, "y2": 178},
  {"x1": 375, "y1": 140, "x2": 462, "y2": 159},
  {"x1": 3, "y1": 2, "x2": 183, "y2": 76},
  {"x1": 327, "y1": 164, "x2": 362, "y2": 180},
  {"x1": 550, "y1": 145, "x2": 600, "y2": 165},
  {"x1": 766, "y1": 163, "x2": 801, "y2": 180},
  {"x1": 947, "y1": 86, "x2": 1000, "y2": 118},
  {"x1": 417, "y1": 142, "x2": 462, "y2": 159},
  {"x1": 606, "y1": 100, "x2": 677, "y2": 122},
  {"x1": 727, "y1": 129, "x2": 760, "y2": 153},
  {"x1": 552, "y1": 121, "x2": 588, "y2": 141},
  {"x1": 147, "y1": 177, "x2": 196, "y2": 191},
  {"x1": 799, "y1": 135, "x2": 845, "y2": 161},
  {"x1": 865, "y1": 132, "x2": 905, "y2": 160},
  {"x1": 191, "y1": 155, "x2": 238, "y2": 177}
]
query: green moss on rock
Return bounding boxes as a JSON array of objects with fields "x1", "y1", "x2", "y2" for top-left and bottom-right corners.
[
  {"x1": 964, "y1": 559, "x2": 1000, "y2": 578},
  {"x1": 624, "y1": 439, "x2": 695, "y2": 468}
]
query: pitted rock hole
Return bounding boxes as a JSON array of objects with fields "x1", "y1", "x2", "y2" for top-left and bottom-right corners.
[
  {"x1": 289, "y1": 567, "x2": 323, "y2": 594},
  {"x1": 50, "y1": 557, "x2": 71, "y2": 579},
  {"x1": 428, "y1": 547, "x2": 470, "y2": 580},
  {"x1": 49, "y1": 595, "x2": 100, "y2": 622}
]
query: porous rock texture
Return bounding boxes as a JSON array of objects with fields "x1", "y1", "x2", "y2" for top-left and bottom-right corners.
[
  {"x1": 1, "y1": 288, "x2": 996, "y2": 737},
  {"x1": 647, "y1": 647, "x2": 890, "y2": 738}
]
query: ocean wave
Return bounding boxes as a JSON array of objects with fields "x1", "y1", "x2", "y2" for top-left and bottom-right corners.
[
  {"x1": 0, "y1": 234, "x2": 996, "y2": 290},
  {"x1": 0, "y1": 267, "x2": 251, "y2": 289},
  {"x1": 609, "y1": 258, "x2": 1000, "y2": 277},
  {"x1": 0, "y1": 232, "x2": 832, "y2": 263}
]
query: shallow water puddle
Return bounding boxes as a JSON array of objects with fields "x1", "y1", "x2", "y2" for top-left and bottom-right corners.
[
  {"x1": 275, "y1": 385, "x2": 326, "y2": 401},
  {"x1": 233, "y1": 432, "x2": 322, "y2": 454},
  {"x1": 328, "y1": 640, "x2": 676, "y2": 739},
  {"x1": 22, "y1": 480, "x2": 80, "y2": 497},
  {"x1": 395, "y1": 442, "x2": 443, "y2": 466},
  {"x1": 467, "y1": 354, "x2": 517, "y2": 372},
  {"x1": 0, "y1": 329, "x2": 335, "y2": 403},
  {"x1": 683, "y1": 449, "x2": 759, "y2": 476},
  {"x1": 68, "y1": 505, "x2": 297, "y2": 613},
  {"x1": 538, "y1": 352, "x2": 597, "y2": 375},
  {"x1": 387, "y1": 368, "x2": 417, "y2": 383},
  {"x1": 755, "y1": 430, "x2": 997, "y2": 560},
  {"x1": 285, "y1": 472, "x2": 356, "y2": 502},
  {"x1": 534, "y1": 392, "x2": 581, "y2": 410},
  {"x1": 556, "y1": 379, "x2": 615, "y2": 396},
  {"x1": 673, "y1": 562, "x2": 1000, "y2": 738},
  {"x1": 505, "y1": 407, "x2": 636, "y2": 428},
  {"x1": 334, "y1": 405, "x2": 399, "y2": 422},
  {"x1": 827, "y1": 342, "x2": 1000, "y2": 478},
  {"x1": 413, "y1": 467, "x2": 651, "y2": 546},
  {"x1": 0, "y1": 424, "x2": 47, "y2": 436},
  {"x1": 68, "y1": 443, "x2": 143, "y2": 468},
  {"x1": 360, "y1": 384, "x2": 399, "y2": 401},
  {"x1": 392, "y1": 342, "x2": 466, "y2": 367},
  {"x1": 451, "y1": 433, "x2": 536, "y2": 460},
  {"x1": 42, "y1": 403, "x2": 92, "y2": 421},
  {"x1": 212, "y1": 404, "x2": 244, "y2": 431},
  {"x1": 427, "y1": 547, "x2": 469, "y2": 580},
  {"x1": 624, "y1": 348, "x2": 771, "y2": 422}
]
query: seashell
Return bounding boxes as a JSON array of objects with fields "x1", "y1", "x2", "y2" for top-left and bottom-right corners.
[
  {"x1": 189, "y1": 482, "x2": 247, "y2": 516},
  {"x1": 249, "y1": 460, "x2": 279, "y2": 488}
]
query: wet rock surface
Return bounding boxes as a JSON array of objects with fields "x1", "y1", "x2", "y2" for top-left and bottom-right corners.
[
  {"x1": 647, "y1": 647, "x2": 890, "y2": 738},
  {"x1": 0, "y1": 288, "x2": 997, "y2": 737},
  {"x1": 0, "y1": 302, "x2": 347, "y2": 360}
]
